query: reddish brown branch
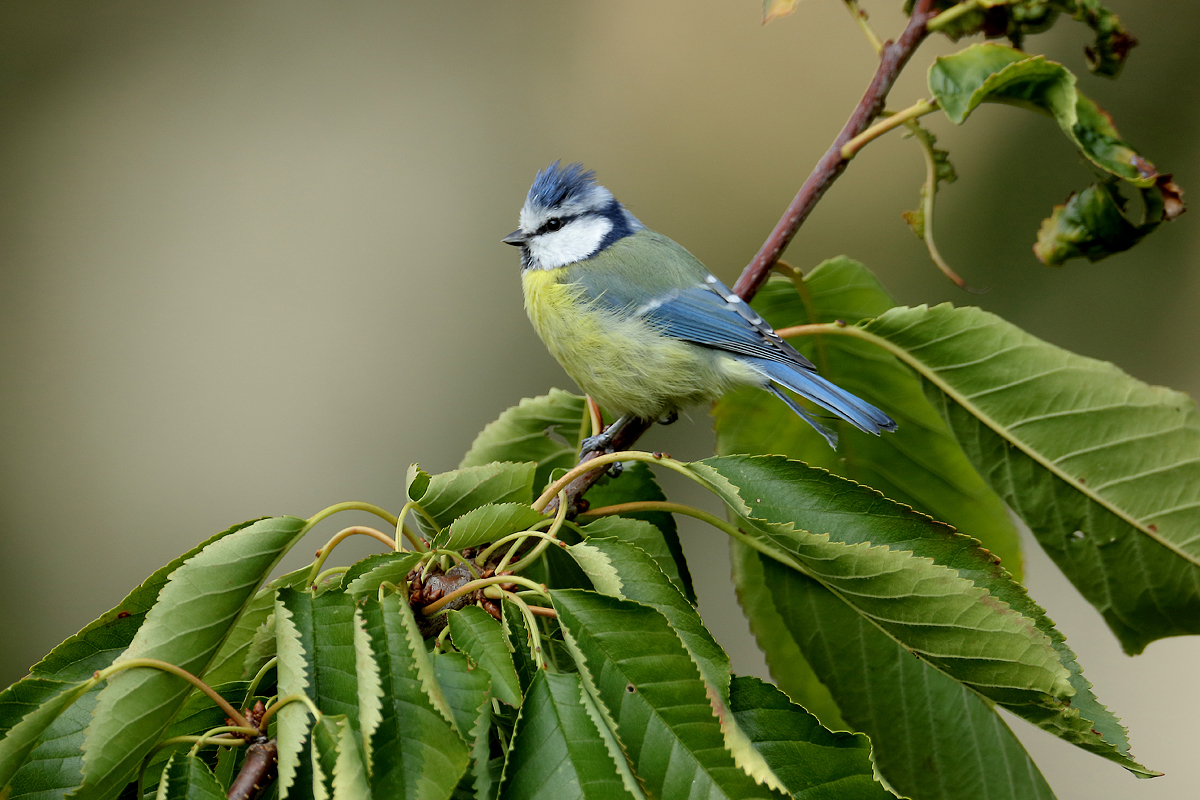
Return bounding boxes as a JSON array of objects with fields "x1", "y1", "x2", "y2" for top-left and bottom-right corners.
[
  {"x1": 226, "y1": 738, "x2": 277, "y2": 800},
  {"x1": 732, "y1": 0, "x2": 939, "y2": 301}
]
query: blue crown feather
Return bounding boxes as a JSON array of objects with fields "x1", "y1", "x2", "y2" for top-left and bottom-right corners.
[{"x1": 528, "y1": 161, "x2": 598, "y2": 209}]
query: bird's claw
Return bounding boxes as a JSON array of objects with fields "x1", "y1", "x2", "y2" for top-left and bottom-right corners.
[{"x1": 580, "y1": 431, "x2": 614, "y2": 457}]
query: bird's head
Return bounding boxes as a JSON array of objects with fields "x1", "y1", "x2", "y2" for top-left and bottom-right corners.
[{"x1": 503, "y1": 161, "x2": 643, "y2": 270}]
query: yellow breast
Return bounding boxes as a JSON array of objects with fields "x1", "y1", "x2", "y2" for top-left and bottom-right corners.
[{"x1": 521, "y1": 268, "x2": 748, "y2": 419}]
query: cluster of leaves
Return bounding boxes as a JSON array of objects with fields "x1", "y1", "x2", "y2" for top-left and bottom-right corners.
[
  {"x1": 3, "y1": 250, "x2": 1197, "y2": 799},
  {"x1": 783, "y1": 1, "x2": 1185, "y2": 282},
  {"x1": 922, "y1": 41, "x2": 1184, "y2": 268},
  {"x1": 2, "y1": 4, "x2": 1195, "y2": 800}
]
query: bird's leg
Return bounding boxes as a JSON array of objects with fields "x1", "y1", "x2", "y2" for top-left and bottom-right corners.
[
  {"x1": 658, "y1": 410, "x2": 678, "y2": 426},
  {"x1": 579, "y1": 413, "x2": 634, "y2": 462}
]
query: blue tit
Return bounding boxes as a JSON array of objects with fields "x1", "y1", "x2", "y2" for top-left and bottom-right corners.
[{"x1": 503, "y1": 161, "x2": 896, "y2": 450}]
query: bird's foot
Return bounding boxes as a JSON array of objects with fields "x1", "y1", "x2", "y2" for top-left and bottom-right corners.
[
  {"x1": 579, "y1": 430, "x2": 615, "y2": 457},
  {"x1": 658, "y1": 410, "x2": 679, "y2": 426}
]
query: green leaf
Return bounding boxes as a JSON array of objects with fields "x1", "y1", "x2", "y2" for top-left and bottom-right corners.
[
  {"x1": 310, "y1": 715, "x2": 340, "y2": 800},
  {"x1": 203, "y1": 564, "x2": 311, "y2": 686},
  {"x1": 440, "y1": 504, "x2": 547, "y2": 551},
  {"x1": 447, "y1": 607, "x2": 523, "y2": 708},
  {"x1": 361, "y1": 594, "x2": 469, "y2": 800},
  {"x1": 928, "y1": 43, "x2": 1160, "y2": 186},
  {"x1": 1034, "y1": 180, "x2": 1165, "y2": 266},
  {"x1": 459, "y1": 390, "x2": 588, "y2": 493},
  {"x1": 156, "y1": 753, "x2": 225, "y2": 800},
  {"x1": 729, "y1": 542, "x2": 846, "y2": 732},
  {"x1": 407, "y1": 463, "x2": 537, "y2": 539},
  {"x1": 689, "y1": 455, "x2": 1148, "y2": 774},
  {"x1": 582, "y1": 461, "x2": 694, "y2": 602},
  {"x1": 0, "y1": 519, "x2": 269, "y2": 799},
  {"x1": 729, "y1": 675, "x2": 895, "y2": 800},
  {"x1": 499, "y1": 671, "x2": 636, "y2": 800},
  {"x1": 135, "y1": 681, "x2": 252, "y2": 800},
  {"x1": 274, "y1": 587, "x2": 315, "y2": 800},
  {"x1": 566, "y1": 538, "x2": 786, "y2": 793},
  {"x1": 500, "y1": 602, "x2": 538, "y2": 696},
  {"x1": 552, "y1": 589, "x2": 787, "y2": 800},
  {"x1": 858, "y1": 302, "x2": 1200, "y2": 655},
  {"x1": 309, "y1": 715, "x2": 370, "y2": 800},
  {"x1": 713, "y1": 261, "x2": 1023, "y2": 577},
  {"x1": 431, "y1": 652, "x2": 493, "y2": 800},
  {"x1": 0, "y1": 680, "x2": 94, "y2": 792},
  {"x1": 752, "y1": 551, "x2": 1058, "y2": 800},
  {"x1": 70, "y1": 516, "x2": 308, "y2": 800},
  {"x1": 928, "y1": 0, "x2": 1138, "y2": 78},
  {"x1": 566, "y1": 539, "x2": 727, "y2": 702},
  {"x1": 273, "y1": 587, "x2": 364, "y2": 800},
  {"x1": 4, "y1": 689, "x2": 100, "y2": 800},
  {"x1": 342, "y1": 552, "x2": 424, "y2": 598},
  {"x1": 278, "y1": 589, "x2": 361, "y2": 725}
]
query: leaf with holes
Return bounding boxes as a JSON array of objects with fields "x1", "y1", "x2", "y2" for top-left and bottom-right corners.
[
  {"x1": 742, "y1": 546, "x2": 1061, "y2": 800},
  {"x1": 687, "y1": 455, "x2": 1147, "y2": 774},
  {"x1": 499, "y1": 671, "x2": 636, "y2": 800},
  {"x1": 553, "y1": 589, "x2": 788, "y2": 800},
  {"x1": 713, "y1": 260, "x2": 1022, "y2": 577},
  {"x1": 855, "y1": 302, "x2": 1200, "y2": 654}
]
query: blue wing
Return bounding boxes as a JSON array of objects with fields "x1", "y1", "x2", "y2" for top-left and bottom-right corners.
[{"x1": 571, "y1": 246, "x2": 896, "y2": 440}]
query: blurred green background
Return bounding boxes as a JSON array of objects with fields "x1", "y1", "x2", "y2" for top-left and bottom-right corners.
[{"x1": 1, "y1": 2, "x2": 1197, "y2": 798}]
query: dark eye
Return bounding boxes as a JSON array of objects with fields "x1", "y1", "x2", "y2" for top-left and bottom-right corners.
[{"x1": 544, "y1": 218, "x2": 564, "y2": 232}]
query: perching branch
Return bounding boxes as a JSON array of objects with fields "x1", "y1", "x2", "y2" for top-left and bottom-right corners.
[
  {"x1": 550, "y1": 0, "x2": 940, "y2": 515},
  {"x1": 732, "y1": 0, "x2": 939, "y2": 301}
]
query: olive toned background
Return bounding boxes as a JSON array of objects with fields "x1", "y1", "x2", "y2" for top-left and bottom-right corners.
[{"x1": 2, "y1": 2, "x2": 1197, "y2": 798}]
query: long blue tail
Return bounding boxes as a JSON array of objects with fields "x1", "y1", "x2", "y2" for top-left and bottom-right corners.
[{"x1": 745, "y1": 357, "x2": 896, "y2": 447}]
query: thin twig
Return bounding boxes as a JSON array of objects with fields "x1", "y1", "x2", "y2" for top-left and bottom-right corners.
[
  {"x1": 548, "y1": 1, "x2": 939, "y2": 528},
  {"x1": 732, "y1": 0, "x2": 939, "y2": 302}
]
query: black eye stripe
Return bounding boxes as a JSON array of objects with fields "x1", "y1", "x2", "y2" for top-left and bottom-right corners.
[{"x1": 535, "y1": 214, "x2": 576, "y2": 236}]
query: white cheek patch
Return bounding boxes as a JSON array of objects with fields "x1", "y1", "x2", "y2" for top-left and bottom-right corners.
[{"x1": 528, "y1": 216, "x2": 614, "y2": 269}]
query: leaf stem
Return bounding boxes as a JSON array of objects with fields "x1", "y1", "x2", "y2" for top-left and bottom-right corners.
[
  {"x1": 96, "y1": 658, "x2": 252, "y2": 730},
  {"x1": 306, "y1": 500, "x2": 398, "y2": 528},
  {"x1": 534, "y1": 451, "x2": 705, "y2": 512},
  {"x1": 245, "y1": 656, "x2": 279, "y2": 704},
  {"x1": 475, "y1": 528, "x2": 561, "y2": 566},
  {"x1": 429, "y1": 548, "x2": 482, "y2": 577},
  {"x1": 586, "y1": 396, "x2": 605, "y2": 440},
  {"x1": 421, "y1": 575, "x2": 549, "y2": 616},
  {"x1": 258, "y1": 692, "x2": 321, "y2": 732},
  {"x1": 306, "y1": 526, "x2": 397, "y2": 587},
  {"x1": 500, "y1": 591, "x2": 547, "y2": 669},
  {"x1": 841, "y1": 99, "x2": 938, "y2": 160},
  {"x1": 579, "y1": 500, "x2": 740, "y2": 538},
  {"x1": 188, "y1": 726, "x2": 260, "y2": 756},
  {"x1": 497, "y1": 491, "x2": 567, "y2": 573},
  {"x1": 396, "y1": 500, "x2": 436, "y2": 551},
  {"x1": 842, "y1": 0, "x2": 884, "y2": 55},
  {"x1": 907, "y1": 120, "x2": 978, "y2": 291},
  {"x1": 926, "y1": 0, "x2": 981, "y2": 33}
]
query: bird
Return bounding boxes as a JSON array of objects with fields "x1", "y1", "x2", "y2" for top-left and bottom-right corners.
[{"x1": 503, "y1": 161, "x2": 896, "y2": 452}]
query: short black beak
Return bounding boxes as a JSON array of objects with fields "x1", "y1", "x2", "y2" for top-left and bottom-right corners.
[{"x1": 502, "y1": 229, "x2": 527, "y2": 247}]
